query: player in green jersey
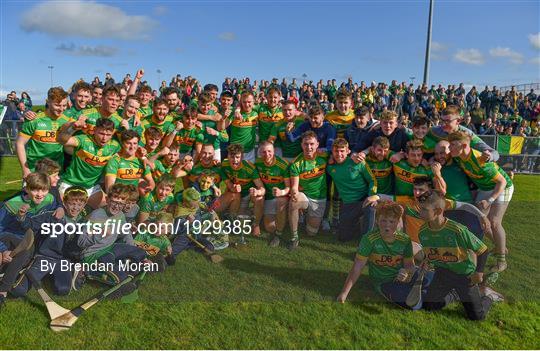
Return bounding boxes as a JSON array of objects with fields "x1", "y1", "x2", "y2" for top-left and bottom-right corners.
[
  {"x1": 366, "y1": 136, "x2": 394, "y2": 195},
  {"x1": 137, "y1": 85, "x2": 154, "y2": 120},
  {"x1": 57, "y1": 118, "x2": 120, "y2": 208},
  {"x1": 407, "y1": 116, "x2": 437, "y2": 158},
  {"x1": 184, "y1": 144, "x2": 223, "y2": 187},
  {"x1": 417, "y1": 190, "x2": 503, "y2": 320},
  {"x1": 64, "y1": 81, "x2": 92, "y2": 120},
  {"x1": 90, "y1": 85, "x2": 103, "y2": 107},
  {"x1": 219, "y1": 143, "x2": 266, "y2": 237},
  {"x1": 393, "y1": 139, "x2": 446, "y2": 197},
  {"x1": 433, "y1": 140, "x2": 473, "y2": 203},
  {"x1": 137, "y1": 174, "x2": 176, "y2": 224},
  {"x1": 449, "y1": 131, "x2": 513, "y2": 273},
  {"x1": 327, "y1": 138, "x2": 379, "y2": 242},
  {"x1": 150, "y1": 145, "x2": 187, "y2": 181},
  {"x1": 104, "y1": 130, "x2": 155, "y2": 194},
  {"x1": 255, "y1": 141, "x2": 290, "y2": 247},
  {"x1": 196, "y1": 94, "x2": 228, "y2": 161},
  {"x1": 162, "y1": 87, "x2": 183, "y2": 122},
  {"x1": 140, "y1": 98, "x2": 175, "y2": 144},
  {"x1": 257, "y1": 87, "x2": 284, "y2": 142},
  {"x1": 337, "y1": 201, "x2": 427, "y2": 309},
  {"x1": 117, "y1": 95, "x2": 143, "y2": 135},
  {"x1": 288, "y1": 131, "x2": 328, "y2": 249},
  {"x1": 77, "y1": 85, "x2": 122, "y2": 135},
  {"x1": 170, "y1": 107, "x2": 204, "y2": 158},
  {"x1": 228, "y1": 91, "x2": 258, "y2": 162},
  {"x1": 325, "y1": 90, "x2": 354, "y2": 137},
  {"x1": 268, "y1": 100, "x2": 304, "y2": 162},
  {"x1": 217, "y1": 90, "x2": 235, "y2": 160},
  {"x1": 16, "y1": 87, "x2": 71, "y2": 177}
]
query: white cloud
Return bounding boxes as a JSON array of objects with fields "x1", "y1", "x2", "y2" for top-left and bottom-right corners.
[
  {"x1": 153, "y1": 6, "x2": 167, "y2": 16},
  {"x1": 218, "y1": 32, "x2": 236, "y2": 41},
  {"x1": 530, "y1": 56, "x2": 540, "y2": 65},
  {"x1": 56, "y1": 43, "x2": 118, "y2": 57},
  {"x1": 21, "y1": 1, "x2": 156, "y2": 40},
  {"x1": 454, "y1": 49, "x2": 485, "y2": 65},
  {"x1": 529, "y1": 33, "x2": 540, "y2": 50},
  {"x1": 489, "y1": 47, "x2": 524, "y2": 64}
]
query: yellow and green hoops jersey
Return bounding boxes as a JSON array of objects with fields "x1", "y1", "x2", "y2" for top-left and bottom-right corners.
[
  {"x1": 79, "y1": 107, "x2": 121, "y2": 135},
  {"x1": 393, "y1": 160, "x2": 433, "y2": 196},
  {"x1": 188, "y1": 162, "x2": 223, "y2": 185},
  {"x1": 230, "y1": 110, "x2": 258, "y2": 152},
  {"x1": 289, "y1": 154, "x2": 328, "y2": 200},
  {"x1": 419, "y1": 219, "x2": 487, "y2": 276},
  {"x1": 221, "y1": 159, "x2": 259, "y2": 197},
  {"x1": 325, "y1": 110, "x2": 354, "y2": 136},
  {"x1": 254, "y1": 156, "x2": 289, "y2": 200},
  {"x1": 327, "y1": 158, "x2": 377, "y2": 203},
  {"x1": 105, "y1": 155, "x2": 151, "y2": 186},
  {"x1": 366, "y1": 153, "x2": 394, "y2": 195},
  {"x1": 269, "y1": 118, "x2": 304, "y2": 158},
  {"x1": 138, "y1": 191, "x2": 175, "y2": 220},
  {"x1": 175, "y1": 127, "x2": 204, "y2": 153},
  {"x1": 138, "y1": 105, "x2": 153, "y2": 120},
  {"x1": 357, "y1": 229, "x2": 413, "y2": 289},
  {"x1": 151, "y1": 159, "x2": 175, "y2": 181},
  {"x1": 454, "y1": 149, "x2": 513, "y2": 191},
  {"x1": 140, "y1": 116, "x2": 175, "y2": 144},
  {"x1": 441, "y1": 159, "x2": 473, "y2": 203},
  {"x1": 199, "y1": 110, "x2": 229, "y2": 149},
  {"x1": 257, "y1": 104, "x2": 283, "y2": 142},
  {"x1": 19, "y1": 112, "x2": 73, "y2": 170},
  {"x1": 135, "y1": 231, "x2": 171, "y2": 257},
  {"x1": 62, "y1": 134, "x2": 121, "y2": 188},
  {"x1": 63, "y1": 106, "x2": 85, "y2": 120},
  {"x1": 406, "y1": 132, "x2": 437, "y2": 155}
]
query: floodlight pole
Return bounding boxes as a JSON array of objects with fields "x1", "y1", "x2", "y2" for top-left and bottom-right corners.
[
  {"x1": 48, "y1": 65, "x2": 54, "y2": 87},
  {"x1": 423, "y1": 0, "x2": 434, "y2": 85}
]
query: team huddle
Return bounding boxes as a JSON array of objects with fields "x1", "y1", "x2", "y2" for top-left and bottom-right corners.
[{"x1": 0, "y1": 69, "x2": 514, "y2": 321}]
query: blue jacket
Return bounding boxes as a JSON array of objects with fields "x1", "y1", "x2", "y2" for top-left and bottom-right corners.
[
  {"x1": 344, "y1": 119, "x2": 379, "y2": 152},
  {"x1": 286, "y1": 120, "x2": 337, "y2": 152}
]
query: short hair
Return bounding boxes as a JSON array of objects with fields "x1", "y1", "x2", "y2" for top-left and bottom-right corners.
[
  {"x1": 267, "y1": 87, "x2": 281, "y2": 96},
  {"x1": 47, "y1": 87, "x2": 68, "y2": 103},
  {"x1": 227, "y1": 143, "x2": 244, "y2": 155},
  {"x1": 35, "y1": 158, "x2": 61, "y2": 175},
  {"x1": 25, "y1": 172, "x2": 50, "y2": 191},
  {"x1": 63, "y1": 186, "x2": 88, "y2": 203},
  {"x1": 375, "y1": 200, "x2": 404, "y2": 221},
  {"x1": 138, "y1": 85, "x2": 152, "y2": 94},
  {"x1": 72, "y1": 81, "x2": 92, "y2": 94},
  {"x1": 95, "y1": 118, "x2": 115, "y2": 131},
  {"x1": 447, "y1": 130, "x2": 471, "y2": 143},
  {"x1": 102, "y1": 85, "x2": 121, "y2": 98},
  {"x1": 301, "y1": 130, "x2": 318, "y2": 142},
  {"x1": 354, "y1": 106, "x2": 370, "y2": 117},
  {"x1": 144, "y1": 126, "x2": 163, "y2": 140},
  {"x1": 406, "y1": 139, "x2": 424, "y2": 153},
  {"x1": 183, "y1": 106, "x2": 198, "y2": 119},
  {"x1": 417, "y1": 189, "x2": 446, "y2": 209},
  {"x1": 198, "y1": 172, "x2": 216, "y2": 183},
  {"x1": 308, "y1": 105, "x2": 324, "y2": 117},
  {"x1": 379, "y1": 110, "x2": 398, "y2": 121},
  {"x1": 335, "y1": 90, "x2": 352, "y2": 102},
  {"x1": 282, "y1": 100, "x2": 296, "y2": 107},
  {"x1": 203, "y1": 84, "x2": 219, "y2": 93},
  {"x1": 108, "y1": 183, "x2": 128, "y2": 199},
  {"x1": 152, "y1": 97, "x2": 168, "y2": 108},
  {"x1": 123, "y1": 184, "x2": 139, "y2": 202},
  {"x1": 372, "y1": 136, "x2": 390, "y2": 149},
  {"x1": 220, "y1": 90, "x2": 233, "y2": 98},
  {"x1": 332, "y1": 137, "x2": 349, "y2": 149},
  {"x1": 162, "y1": 87, "x2": 178, "y2": 97},
  {"x1": 120, "y1": 129, "x2": 140, "y2": 143},
  {"x1": 125, "y1": 95, "x2": 140, "y2": 105},
  {"x1": 240, "y1": 91, "x2": 254, "y2": 100},
  {"x1": 198, "y1": 92, "x2": 213, "y2": 105},
  {"x1": 442, "y1": 105, "x2": 460, "y2": 116},
  {"x1": 412, "y1": 116, "x2": 430, "y2": 128},
  {"x1": 157, "y1": 173, "x2": 176, "y2": 189},
  {"x1": 413, "y1": 176, "x2": 433, "y2": 188},
  {"x1": 258, "y1": 140, "x2": 274, "y2": 149}
]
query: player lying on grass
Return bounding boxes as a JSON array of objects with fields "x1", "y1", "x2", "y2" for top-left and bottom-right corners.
[
  {"x1": 417, "y1": 189, "x2": 503, "y2": 320},
  {"x1": 134, "y1": 212, "x2": 174, "y2": 272},
  {"x1": 337, "y1": 201, "x2": 431, "y2": 309}
]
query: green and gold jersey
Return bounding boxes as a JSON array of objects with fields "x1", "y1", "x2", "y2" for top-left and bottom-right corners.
[
  {"x1": 175, "y1": 127, "x2": 204, "y2": 153},
  {"x1": 19, "y1": 112, "x2": 73, "y2": 170},
  {"x1": 393, "y1": 160, "x2": 433, "y2": 196},
  {"x1": 188, "y1": 162, "x2": 223, "y2": 185},
  {"x1": 289, "y1": 154, "x2": 328, "y2": 200},
  {"x1": 199, "y1": 111, "x2": 229, "y2": 150},
  {"x1": 325, "y1": 110, "x2": 354, "y2": 136},
  {"x1": 138, "y1": 191, "x2": 174, "y2": 220},
  {"x1": 221, "y1": 159, "x2": 260, "y2": 197},
  {"x1": 454, "y1": 149, "x2": 513, "y2": 191},
  {"x1": 140, "y1": 116, "x2": 175, "y2": 140},
  {"x1": 4, "y1": 193, "x2": 55, "y2": 216},
  {"x1": 366, "y1": 153, "x2": 394, "y2": 195},
  {"x1": 134, "y1": 230, "x2": 171, "y2": 257},
  {"x1": 152, "y1": 159, "x2": 175, "y2": 181},
  {"x1": 441, "y1": 159, "x2": 473, "y2": 203},
  {"x1": 105, "y1": 155, "x2": 151, "y2": 186},
  {"x1": 327, "y1": 158, "x2": 377, "y2": 203},
  {"x1": 406, "y1": 132, "x2": 437, "y2": 155},
  {"x1": 254, "y1": 156, "x2": 289, "y2": 200},
  {"x1": 79, "y1": 107, "x2": 121, "y2": 135},
  {"x1": 63, "y1": 106, "x2": 85, "y2": 120},
  {"x1": 419, "y1": 219, "x2": 487, "y2": 276},
  {"x1": 62, "y1": 134, "x2": 121, "y2": 188},
  {"x1": 269, "y1": 118, "x2": 304, "y2": 158},
  {"x1": 357, "y1": 229, "x2": 413, "y2": 288},
  {"x1": 138, "y1": 105, "x2": 153, "y2": 120},
  {"x1": 230, "y1": 110, "x2": 258, "y2": 152},
  {"x1": 258, "y1": 104, "x2": 283, "y2": 142}
]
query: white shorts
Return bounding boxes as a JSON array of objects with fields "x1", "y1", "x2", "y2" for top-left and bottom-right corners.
[
  {"x1": 59, "y1": 180, "x2": 102, "y2": 198},
  {"x1": 476, "y1": 184, "x2": 514, "y2": 203},
  {"x1": 296, "y1": 192, "x2": 326, "y2": 218},
  {"x1": 243, "y1": 149, "x2": 256, "y2": 163}
]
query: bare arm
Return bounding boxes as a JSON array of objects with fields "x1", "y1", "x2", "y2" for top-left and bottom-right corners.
[
  {"x1": 337, "y1": 256, "x2": 368, "y2": 303},
  {"x1": 15, "y1": 136, "x2": 31, "y2": 178}
]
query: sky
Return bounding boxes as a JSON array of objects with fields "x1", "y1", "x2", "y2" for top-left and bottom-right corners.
[{"x1": 1, "y1": 0, "x2": 539, "y2": 103}]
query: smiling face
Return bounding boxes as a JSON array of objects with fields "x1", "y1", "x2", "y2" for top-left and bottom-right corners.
[
  {"x1": 200, "y1": 102, "x2": 213, "y2": 115},
  {"x1": 64, "y1": 198, "x2": 86, "y2": 218},
  {"x1": 138, "y1": 91, "x2": 152, "y2": 106},
  {"x1": 153, "y1": 103, "x2": 169, "y2": 122},
  {"x1": 240, "y1": 94, "x2": 254, "y2": 112},
  {"x1": 332, "y1": 145, "x2": 349, "y2": 164},
  {"x1": 267, "y1": 91, "x2": 281, "y2": 108},
  {"x1": 230, "y1": 152, "x2": 243, "y2": 169},
  {"x1": 381, "y1": 119, "x2": 397, "y2": 136},
  {"x1": 124, "y1": 98, "x2": 140, "y2": 119},
  {"x1": 101, "y1": 92, "x2": 120, "y2": 115},
  {"x1": 259, "y1": 143, "x2": 275, "y2": 164},
  {"x1": 407, "y1": 149, "x2": 423, "y2": 167},
  {"x1": 75, "y1": 89, "x2": 91, "y2": 110},
  {"x1": 412, "y1": 124, "x2": 429, "y2": 139},
  {"x1": 47, "y1": 98, "x2": 68, "y2": 118},
  {"x1": 336, "y1": 98, "x2": 352, "y2": 114},
  {"x1": 301, "y1": 136, "x2": 319, "y2": 159},
  {"x1": 156, "y1": 184, "x2": 173, "y2": 201},
  {"x1": 200, "y1": 145, "x2": 215, "y2": 165},
  {"x1": 309, "y1": 113, "x2": 324, "y2": 128},
  {"x1": 107, "y1": 195, "x2": 126, "y2": 216},
  {"x1": 122, "y1": 137, "x2": 139, "y2": 157},
  {"x1": 27, "y1": 188, "x2": 49, "y2": 205},
  {"x1": 440, "y1": 114, "x2": 461, "y2": 133},
  {"x1": 371, "y1": 144, "x2": 389, "y2": 161}
]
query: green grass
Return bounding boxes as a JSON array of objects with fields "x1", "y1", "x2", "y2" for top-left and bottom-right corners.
[{"x1": 1, "y1": 156, "x2": 539, "y2": 349}]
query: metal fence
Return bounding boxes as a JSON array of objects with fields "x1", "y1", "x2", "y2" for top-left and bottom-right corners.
[
  {"x1": 498, "y1": 83, "x2": 540, "y2": 95},
  {"x1": 1, "y1": 120, "x2": 539, "y2": 174}
]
